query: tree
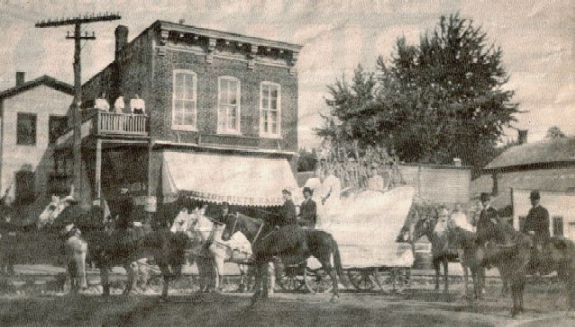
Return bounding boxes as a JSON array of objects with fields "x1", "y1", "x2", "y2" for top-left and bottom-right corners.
[
  {"x1": 546, "y1": 126, "x2": 566, "y2": 139},
  {"x1": 297, "y1": 148, "x2": 318, "y2": 172},
  {"x1": 318, "y1": 13, "x2": 519, "y2": 175}
]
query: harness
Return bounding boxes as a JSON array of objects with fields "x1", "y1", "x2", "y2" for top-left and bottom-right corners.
[{"x1": 229, "y1": 213, "x2": 265, "y2": 245}]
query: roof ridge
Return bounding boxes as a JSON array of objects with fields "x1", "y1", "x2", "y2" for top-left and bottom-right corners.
[{"x1": 0, "y1": 74, "x2": 73, "y2": 99}]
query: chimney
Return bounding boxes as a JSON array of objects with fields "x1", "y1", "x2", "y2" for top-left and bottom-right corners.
[
  {"x1": 16, "y1": 72, "x2": 25, "y2": 87},
  {"x1": 114, "y1": 25, "x2": 129, "y2": 61},
  {"x1": 517, "y1": 129, "x2": 528, "y2": 145},
  {"x1": 453, "y1": 158, "x2": 462, "y2": 167}
]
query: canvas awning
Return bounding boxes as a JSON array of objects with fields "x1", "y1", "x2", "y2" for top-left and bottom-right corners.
[{"x1": 162, "y1": 151, "x2": 298, "y2": 206}]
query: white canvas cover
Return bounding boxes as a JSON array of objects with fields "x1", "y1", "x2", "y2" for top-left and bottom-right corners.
[{"x1": 317, "y1": 186, "x2": 415, "y2": 268}]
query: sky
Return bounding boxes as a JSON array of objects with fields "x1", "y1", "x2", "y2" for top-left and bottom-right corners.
[{"x1": 0, "y1": 0, "x2": 573, "y2": 148}]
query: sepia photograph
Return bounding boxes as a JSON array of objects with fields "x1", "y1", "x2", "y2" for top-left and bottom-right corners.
[{"x1": 0, "y1": 0, "x2": 574, "y2": 326}]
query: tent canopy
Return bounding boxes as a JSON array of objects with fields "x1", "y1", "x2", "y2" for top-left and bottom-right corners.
[{"x1": 162, "y1": 151, "x2": 298, "y2": 207}]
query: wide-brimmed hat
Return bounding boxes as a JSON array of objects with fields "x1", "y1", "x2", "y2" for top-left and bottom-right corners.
[
  {"x1": 530, "y1": 190, "x2": 540, "y2": 200},
  {"x1": 302, "y1": 187, "x2": 313, "y2": 195}
]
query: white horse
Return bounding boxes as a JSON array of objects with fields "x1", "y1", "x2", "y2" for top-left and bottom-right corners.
[
  {"x1": 37, "y1": 196, "x2": 88, "y2": 292},
  {"x1": 170, "y1": 206, "x2": 264, "y2": 293}
]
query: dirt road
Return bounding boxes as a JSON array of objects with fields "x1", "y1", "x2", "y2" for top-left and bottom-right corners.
[{"x1": 1, "y1": 284, "x2": 573, "y2": 327}]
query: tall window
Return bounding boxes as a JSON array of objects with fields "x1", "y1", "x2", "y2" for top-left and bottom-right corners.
[
  {"x1": 553, "y1": 216, "x2": 564, "y2": 236},
  {"x1": 17, "y1": 113, "x2": 37, "y2": 145},
  {"x1": 49, "y1": 115, "x2": 68, "y2": 144},
  {"x1": 260, "y1": 82, "x2": 281, "y2": 137},
  {"x1": 217, "y1": 77, "x2": 241, "y2": 134},
  {"x1": 15, "y1": 171, "x2": 35, "y2": 205},
  {"x1": 172, "y1": 70, "x2": 197, "y2": 129}
]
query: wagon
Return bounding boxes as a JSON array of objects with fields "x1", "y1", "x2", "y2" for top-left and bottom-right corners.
[{"x1": 276, "y1": 186, "x2": 416, "y2": 293}]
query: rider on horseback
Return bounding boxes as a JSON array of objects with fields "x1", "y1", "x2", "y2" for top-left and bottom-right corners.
[{"x1": 521, "y1": 190, "x2": 551, "y2": 275}]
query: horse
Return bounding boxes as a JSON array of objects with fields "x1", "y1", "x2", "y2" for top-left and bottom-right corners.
[
  {"x1": 411, "y1": 209, "x2": 461, "y2": 298},
  {"x1": 220, "y1": 213, "x2": 344, "y2": 304},
  {"x1": 170, "y1": 206, "x2": 256, "y2": 293},
  {"x1": 476, "y1": 217, "x2": 575, "y2": 317},
  {"x1": 411, "y1": 208, "x2": 506, "y2": 300},
  {"x1": 36, "y1": 196, "x2": 89, "y2": 292},
  {"x1": 38, "y1": 197, "x2": 189, "y2": 300}
]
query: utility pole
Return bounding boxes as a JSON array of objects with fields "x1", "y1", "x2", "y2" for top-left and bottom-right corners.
[{"x1": 35, "y1": 13, "x2": 120, "y2": 203}]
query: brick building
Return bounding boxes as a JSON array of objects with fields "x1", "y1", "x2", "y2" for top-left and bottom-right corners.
[
  {"x1": 55, "y1": 20, "x2": 302, "y2": 216},
  {"x1": 0, "y1": 73, "x2": 72, "y2": 221}
]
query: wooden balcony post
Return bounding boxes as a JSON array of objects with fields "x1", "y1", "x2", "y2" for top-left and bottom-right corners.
[{"x1": 95, "y1": 138, "x2": 102, "y2": 200}]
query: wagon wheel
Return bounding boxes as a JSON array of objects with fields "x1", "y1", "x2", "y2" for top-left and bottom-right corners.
[
  {"x1": 347, "y1": 268, "x2": 376, "y2": 291},
  {"x1": 304, "y1": 267, "x2": 333, "y2": 294},
  {"x1": 276, "y1": 265, "x2": 305, "y2": 292}
]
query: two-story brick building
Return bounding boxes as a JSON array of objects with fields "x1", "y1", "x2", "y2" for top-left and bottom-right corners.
[
  {"x1": 0, "y1": 73, "x2": 72, "y2": 218},
  {"x1": 55, "y1": 20, "x2": 302, "y2": 217}
]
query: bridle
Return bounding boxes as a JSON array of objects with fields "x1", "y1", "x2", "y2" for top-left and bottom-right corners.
[{"x1": 229, "y1": 213, "x2": 265, "y2": 245}]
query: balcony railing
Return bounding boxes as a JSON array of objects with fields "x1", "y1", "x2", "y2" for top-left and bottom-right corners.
[
  {"x1": 55, "y1": 110, "x2": 149, "y2": 147},
  {"x1": 96, "y1": 112, "x2": 148, "y2": 136}
]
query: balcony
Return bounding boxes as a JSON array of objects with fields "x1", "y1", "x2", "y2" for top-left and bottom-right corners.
[{"x1": 56, "y1": 110, "x2": 149, "y2": 148}]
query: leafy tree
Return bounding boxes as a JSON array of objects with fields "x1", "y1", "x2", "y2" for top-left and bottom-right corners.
[
  {"x1": 318, "y1": 13, "x2": 518, "y2": 175},
  {"x1": 546, "y1": 126, "x2": 566, "y2": 139},
  {"x1": 297, "y1": 148, "x2": 318, "y2": 172}
]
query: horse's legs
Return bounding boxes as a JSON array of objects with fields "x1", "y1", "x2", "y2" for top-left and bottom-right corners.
[
  {"x1": 77, "y1": 248, "x2": 88, "y2": 289},
  {"x1": 101, "y1": 265, "x2": 110, "y2": 296},
  {"x1": 268, "y1": 263, "x2": 275, "y2": 295},
  {"x1": 433, "y1": 259, "x2": 440, "y2": 291},
  {"x1": 262, "y1": 262, "x2": 270, "y2": 299},
  {"x1": 251, "y1": 263, "x2": 262, "y2": 305},
  {"x1": 67, "y1": 259, "x2": 78, "y2": 293},
  {"x1": 137, "y1": 259, "x2": 149, "y2": 292},
  {"x1": 510, "y1": 279, "x2": 521, "y2": 317},
  {"x1": 159, "y1": 264, "x2": 170, "y2": 300},
  {"x1": 123, "y1": 263, "x2": 137, "y2": 295},
  {"x1": 214, "y1": 255, "x2": 225, "y2": 292},
  {"x1": 462, "y1": 264, "x2": 469, "y2": 299},
  {"x1": 442, "y1": 258, "x2": 449, "y2": 298},
  {"x1": 499, "y1": 266, "x2": 508, "y2": 297}
]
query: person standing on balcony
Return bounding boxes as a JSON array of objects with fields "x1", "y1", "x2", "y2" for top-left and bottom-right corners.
[
  {"x1": 113, "y1": 96, "x2": 125, "y2": 114},
  {"x1": 130, "y1": 94, "x2": 146, "y2": 115},
  {"x1": 95, "y1": 92, "x2": 110, "y2": 111}
]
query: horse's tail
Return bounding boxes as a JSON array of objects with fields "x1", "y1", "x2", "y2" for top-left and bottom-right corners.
[{"x1": 331, "y1": 236, "x2": 345, "y2": 282}]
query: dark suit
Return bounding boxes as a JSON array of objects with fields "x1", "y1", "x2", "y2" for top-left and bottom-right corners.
[
  {"x1": 299, "y1": 199, "x2": 317, "y2": 228},
  {"x1": 476, "y1": 206, "x2": 499, "y2": 245},
  {"x1": 522, "y1": 205, "x2": 550, "y2": 245},
  {"x1": 112, "y1": 195, "x2": 136, "y2": 230},
  {"x1": 275, "y1": 199, "x2": 297, "y2": 227}
]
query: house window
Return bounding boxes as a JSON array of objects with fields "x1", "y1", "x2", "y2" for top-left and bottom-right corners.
[
  {"x1": 15, "y1": 171, "x2": 35, "y2": 205},
  {"x1": 217, "y1": 76, "x2": 241, "y2": 134},
  {"x1": 17, "y1": 113, "x2": 37, "y2": 145},
  {"x1": 553, "y1": 216, "x2": 564, "y2": 236},
  {"x1": 49, "y1": 115, "x2": 68, "y2": 144},
  {"x1": 172, "y1": 70, "x2": 197, "y2": 130},
  {"x1": 260, "y1": 82, "x2": 281, "y2": 137}
]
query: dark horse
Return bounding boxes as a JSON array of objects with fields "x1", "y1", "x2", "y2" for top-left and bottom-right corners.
[
  {"x1": 477, "y1": 218, "x2": 575, "y2": 317},
  {"x1": 41, "y1": 199, "x2": 190, "y2": 300},
  {"x1": 87, "y1": 227, "x2": 189, "y2": 299},
  {"x1": 220, "y1": 213, "x2": 345, "y2": 304},
  {"x1": 411, "y1": 210, "x2": 506, "y2": 300}
]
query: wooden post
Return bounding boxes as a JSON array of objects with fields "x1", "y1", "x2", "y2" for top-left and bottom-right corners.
[{"x1": 95, "y1": 139, "x2": 102, "y2": 200}]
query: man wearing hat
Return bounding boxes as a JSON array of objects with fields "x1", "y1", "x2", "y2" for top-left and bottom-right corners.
[
  {"x1": 276, "y1": 189, "x2": 297, "y2": 227},
  {"x1": 522, "y1": 190, "x2": 550, "y2": 272},
  {"x1": 475, "y1": 192, "x2": 499, "y2": 245},
  {"x1": 298, "y1": 187, "x2": 317, "y2": 228}
]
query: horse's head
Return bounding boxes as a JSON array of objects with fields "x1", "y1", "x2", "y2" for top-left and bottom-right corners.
[
  {"x1": 411, "y1": 209, "x2": 438, "y2": 243},
  {"x1": 221, "y1": 213, "x2": 262, "y2": 242},
  {"x1": 221, "y1": 213, "x2": 239, "y2": 241},
  {"x1": 37, "y1": 195, "x2": 64, "y2": 229}
]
